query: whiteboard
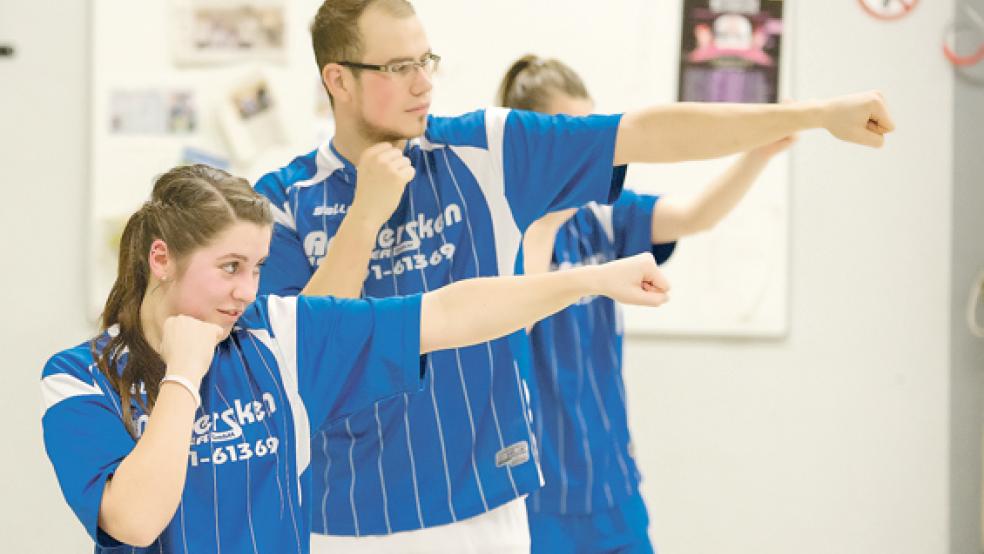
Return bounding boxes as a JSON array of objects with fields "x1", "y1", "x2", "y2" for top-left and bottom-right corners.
[{"x1": 89, "y1": 0, "x2": 790, "y2": 337}]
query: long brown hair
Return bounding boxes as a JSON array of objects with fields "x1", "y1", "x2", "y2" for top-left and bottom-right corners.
[
  {"x1": 93, "y1": 164, "x2": 272, "y2": 436},
  {"x1": 496, "y1": 54, "x2": 590, "y2": 112}
]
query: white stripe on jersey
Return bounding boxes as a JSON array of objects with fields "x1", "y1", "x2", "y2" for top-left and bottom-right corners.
[
  {"x1": 373, "y1": 402, "x2": 393, "y2": 534},
  {"x1": 439, "y1": 145, "x2": 520, "y2": 498},
  {"x1": 290, "y1": 142, "x2": 345, "y2": 191},
  {"x1": 570, "y1": 224, "x2": 634, "y2": 499},
  {"x1": 416, "y1": 154, "x2": 489, "y2": 513},
  {"x1": 41, "y1": 371, "x2": 103, "y2": 411},
  {"x1": 321, "y1": 434, "x2": 332, "y2": 533},
  {"x1": 402, "y1": 392, "x2": 427, "y2": 527},
  {"x1": 247, "y1": 296, "x2": 311, "y2": 502},
  {"x1": 447, "y1": 109, "x2": 522, "y2": 279},
  {"x1": 213, "y1": 384, "x2": 262, "y2": 554},
  {"x1": 570, "y1": 315, "x2": 595, "y2": 512},
  {"x1": 586, "y1": 202, "x2": 615, "y2": 244},
  {"x1": 549, "y1": 331, "x2": 569, "y2": 514},
  {"x1": 267, "y1": 201, "x2": 296, "y2": 232},
  {"x1": 345, "y1": 417, "x2": 361, "y2": 536},
  {"x1": 379, "y1": 221, "x2": 430, "y2": 524}
]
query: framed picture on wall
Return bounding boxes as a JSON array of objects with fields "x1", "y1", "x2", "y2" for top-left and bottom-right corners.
[
  {"x1": 217, "y1": 73, "x2": 287, "y2": 163},
  {"x1": 677, "y1": 0, "x2": 785, "y2": 103},
  {"x1": 108, "y1": 89, "x2": 198, "y2": 134},
  {"x1": 170, "y1": 0, "x2": 287, "y2": 65}
]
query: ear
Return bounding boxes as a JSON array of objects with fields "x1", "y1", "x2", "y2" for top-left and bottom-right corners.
[
  {"x1": 322, "y1": 63, "x2": 352, "y2": 104},
  {"x1": 148, "y1": 239, "x2": 173, "y2": 282}
]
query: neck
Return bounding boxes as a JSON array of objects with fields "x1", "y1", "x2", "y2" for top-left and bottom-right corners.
[
  {"x1": 331, "y1": 112, "x2": 408, "y2": 166},
  {"x1": 139, "y1": 284, "x2": 169, "y2": 353}
]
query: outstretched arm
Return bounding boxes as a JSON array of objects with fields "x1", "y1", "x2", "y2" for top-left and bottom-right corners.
[
  {"x1": 614, "y1": 91, "x2": 893, "y2": 165},
  {"x1": 419, "y1": 253, "x2": 668, "y2": 353},
  {"x1": 650, "y1": 135, "x2": 796, "y2": 243}
]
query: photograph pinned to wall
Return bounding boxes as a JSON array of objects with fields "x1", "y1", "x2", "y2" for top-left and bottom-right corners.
[
  {"x1": 217, "y1": 73, "x2": 286, "y2": 163},
  {"x1": 180, "y1": 146, "x2": 231, "y2": 171},
  {"x1": 678, "y1": 0, "x2": 785, "y2": 103},
  {"x1": 109, "y1": 89, "x2": 197, "y2": 134},
  {"x1": 170, "y1": 0, "x2": 287, "y2": 65}
]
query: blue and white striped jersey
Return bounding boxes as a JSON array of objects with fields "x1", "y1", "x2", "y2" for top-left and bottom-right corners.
[
  {"x1": 254, "y1": 108, "x2": 625, "y2": 535},
  {"x1": 41, "y1": 294, "x2": 423, "y2": 553},
  {"x1": 526, "y1": 190, "x2": 676, "y2": 515}
]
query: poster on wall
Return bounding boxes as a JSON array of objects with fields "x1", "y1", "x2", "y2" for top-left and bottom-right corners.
[
  {"x1": 109, "y1": 89, "x2": 198, "y2": 134},
  {"x1": 677, "y1": 0, "x2": 784, "y2": 103},
  {"x1": 217, "y1": 73, "x2": 287, "y2": 163},
  {"x1": 171, "y1": 0, "x2": 287, "y2": 65}
]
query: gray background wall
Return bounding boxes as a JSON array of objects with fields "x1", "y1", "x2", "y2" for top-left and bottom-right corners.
[{"x1": 2, "y1": 1, "x2": 982, "y2": 552}]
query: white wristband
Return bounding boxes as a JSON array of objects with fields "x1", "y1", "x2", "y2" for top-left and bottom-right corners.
[{"x1": 160, "y1": 375, "x2": 201, "y2": 408}]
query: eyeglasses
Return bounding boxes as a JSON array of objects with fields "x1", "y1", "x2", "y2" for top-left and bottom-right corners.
[{"x1": 337, "y1": 53, "x2": 441, "y2": 78}]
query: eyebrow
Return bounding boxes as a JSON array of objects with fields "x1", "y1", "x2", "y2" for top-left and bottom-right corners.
[
  {"x1": 381, "y1": 50, "x2": 433, "y2": 65},
  {"x1": 219, "y1": 254, "x2": 250, "y2": 262}
]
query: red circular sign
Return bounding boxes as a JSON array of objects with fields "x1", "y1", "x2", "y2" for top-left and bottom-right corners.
[{"x1": 858, "y1": 0, "x2": 919, "y2": 21}]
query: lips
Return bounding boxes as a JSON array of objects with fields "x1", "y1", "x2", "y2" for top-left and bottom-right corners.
[
  {"x1": 217, "y1": 308, "x2": 242, "y2": 320},
  {"x1": 406, "y1": 103, "x2": 430, "y2": 114}
]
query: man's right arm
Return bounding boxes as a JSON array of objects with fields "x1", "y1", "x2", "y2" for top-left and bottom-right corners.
[
  {"x1": 613, "y1": 91, "x2": 894, "y2": 165},
  {"x1": 301, "y1": 143, "x2": 414, "y2": 299}
]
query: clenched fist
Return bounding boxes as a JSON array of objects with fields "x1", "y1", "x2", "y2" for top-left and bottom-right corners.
[{"x1": 350, "y1": 142, "x2": 416, "y2": 225}]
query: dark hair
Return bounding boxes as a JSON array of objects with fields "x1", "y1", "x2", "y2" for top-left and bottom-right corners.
[
  {"x1": 93, "y1": 164, "x2": 272, "y2": 436},
  {"x1": 310, "y1": 0, "x2": 416, "y2": 101},
  {"x1": 496, "y1": 54, "x2": 590, "y2": 112}
]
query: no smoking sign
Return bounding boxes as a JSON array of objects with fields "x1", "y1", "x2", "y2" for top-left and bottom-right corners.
[{"x1": 859, "y1": 0, "x2": 919, "y2": 21}]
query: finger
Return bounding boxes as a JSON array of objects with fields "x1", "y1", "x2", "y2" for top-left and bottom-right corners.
[
  {"x1": 636, "y1": 290, "x2": 669, "y2": 307},
  {"x1": 397, "y1": 165, "x2": 416, "y2": 184},
  {"x1": 869, "y1": 98, "x2": 895, "y2": 133},
  {"x1": 376, "y1": 147, "x2": 405, "y2": 164},
  {"x1": 210, "y1": 323, "x2": 225, "y2": 343},
  {"x1": 860, "y1": 128, "x2": 885, "y2": 148},
  {"x1": 362, "y1": 142, "x2": 392, "y2": 161},
  {"x1": 644, "y1": 261, "x2": 670, "y2": 292}
]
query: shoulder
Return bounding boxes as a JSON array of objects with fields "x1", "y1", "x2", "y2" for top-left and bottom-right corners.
[
  {"x1": 41, "y1": 337, "x2": 113, "y2": 413},
  {"x1": 424, "y1": 109, "x2": 491, "y2": 148},
  {"x1": 42, "y1": 339, "x2": 97, "y2": 381}
]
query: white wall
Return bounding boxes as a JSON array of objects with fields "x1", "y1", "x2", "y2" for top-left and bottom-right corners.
[
  {"x1": 625, "y1": 1, "x2": 956, "y2": 553},
  {"x1": 0, "y1": 1, "x2": 96, "y2": 552},
  {"x1": 1, "y1": 1, "x2": 973, "y2": 553}
]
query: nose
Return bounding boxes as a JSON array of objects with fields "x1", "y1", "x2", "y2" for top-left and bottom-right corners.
[
  {"x1": 410, "y1": 65, "x2": 433, "y2": 96},
  {"x1": 233, "y1": 274, "x2": 258, "y2": 305}
]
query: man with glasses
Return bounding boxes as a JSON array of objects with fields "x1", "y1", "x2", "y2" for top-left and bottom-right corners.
[{"x1": 254, "y1": 1, "x2": 894, "y2": 552}]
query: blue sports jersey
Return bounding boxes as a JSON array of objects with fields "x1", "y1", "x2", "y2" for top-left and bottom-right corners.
[
  {"x1": 254, "y1": 108, "x2": 625, "y2": 535},
  {"x1": 526, "y1": 190, "x2": 675, "y2": 515},
  {"x1": 41, "y1": 294, "x2": 423, "y2": 553}
]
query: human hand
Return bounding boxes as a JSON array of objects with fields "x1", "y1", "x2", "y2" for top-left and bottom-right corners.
[
  {"x1": 819, "y1": 91, "x2": 895, "y2": 148},
  {"x1": 159, "y1": 315, "x2": 224, "y2": 385},
  {"x1": 595, "y1": 253, "x2": 670, "y2": 307},
  {"x1": 351, "y1": 142, "x2": 416, "y2": 224}
]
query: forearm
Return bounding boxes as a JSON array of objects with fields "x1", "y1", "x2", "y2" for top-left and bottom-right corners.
[
  {"x1": 301, "y1": 209, "x2": 379, "y2": 299},
  {"x1": 615, "y1": 101, "x2": 820, "y2": 164},
  {"x1": 652, "y1": 151, "x2": 772, "y2": 242},
  {"x1": 98, "y1": 386, "x2": 197, "y2": 546},
  {"x1": 419, "y1": 266, "x2": 601, "y2": 353}
]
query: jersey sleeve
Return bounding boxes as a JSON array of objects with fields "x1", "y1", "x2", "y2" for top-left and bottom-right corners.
[
  {"x1": 254, "y1": 169, "x2": 314, "y2": 296},
  {"x1": 259, "y1": 223, "x2": 313, "y2": 296},
  {"x1": 259, "y1": 294, "x2": 425, "y2": 430},
  {"x1": 612, "y1": 188, "x2": 676, "y2": 263},
  {"x1": 40, "y1": 351, "x2": 135, "y2": 548},
  {"x1": 495, "y1": 108, "x2": 626, "y2": 230}
]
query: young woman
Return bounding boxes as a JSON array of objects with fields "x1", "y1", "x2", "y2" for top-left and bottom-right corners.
[
  {"x1": 40, "y1": 164, "x2": 669, "y2": 553},
  {"x1": 497, "y1": 55, "x2": 794, "y2": 553}
]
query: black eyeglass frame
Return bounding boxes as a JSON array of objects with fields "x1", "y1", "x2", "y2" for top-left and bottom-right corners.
[{"x1": 336, "y1": 52, "x2": 441, "y2": 74}]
